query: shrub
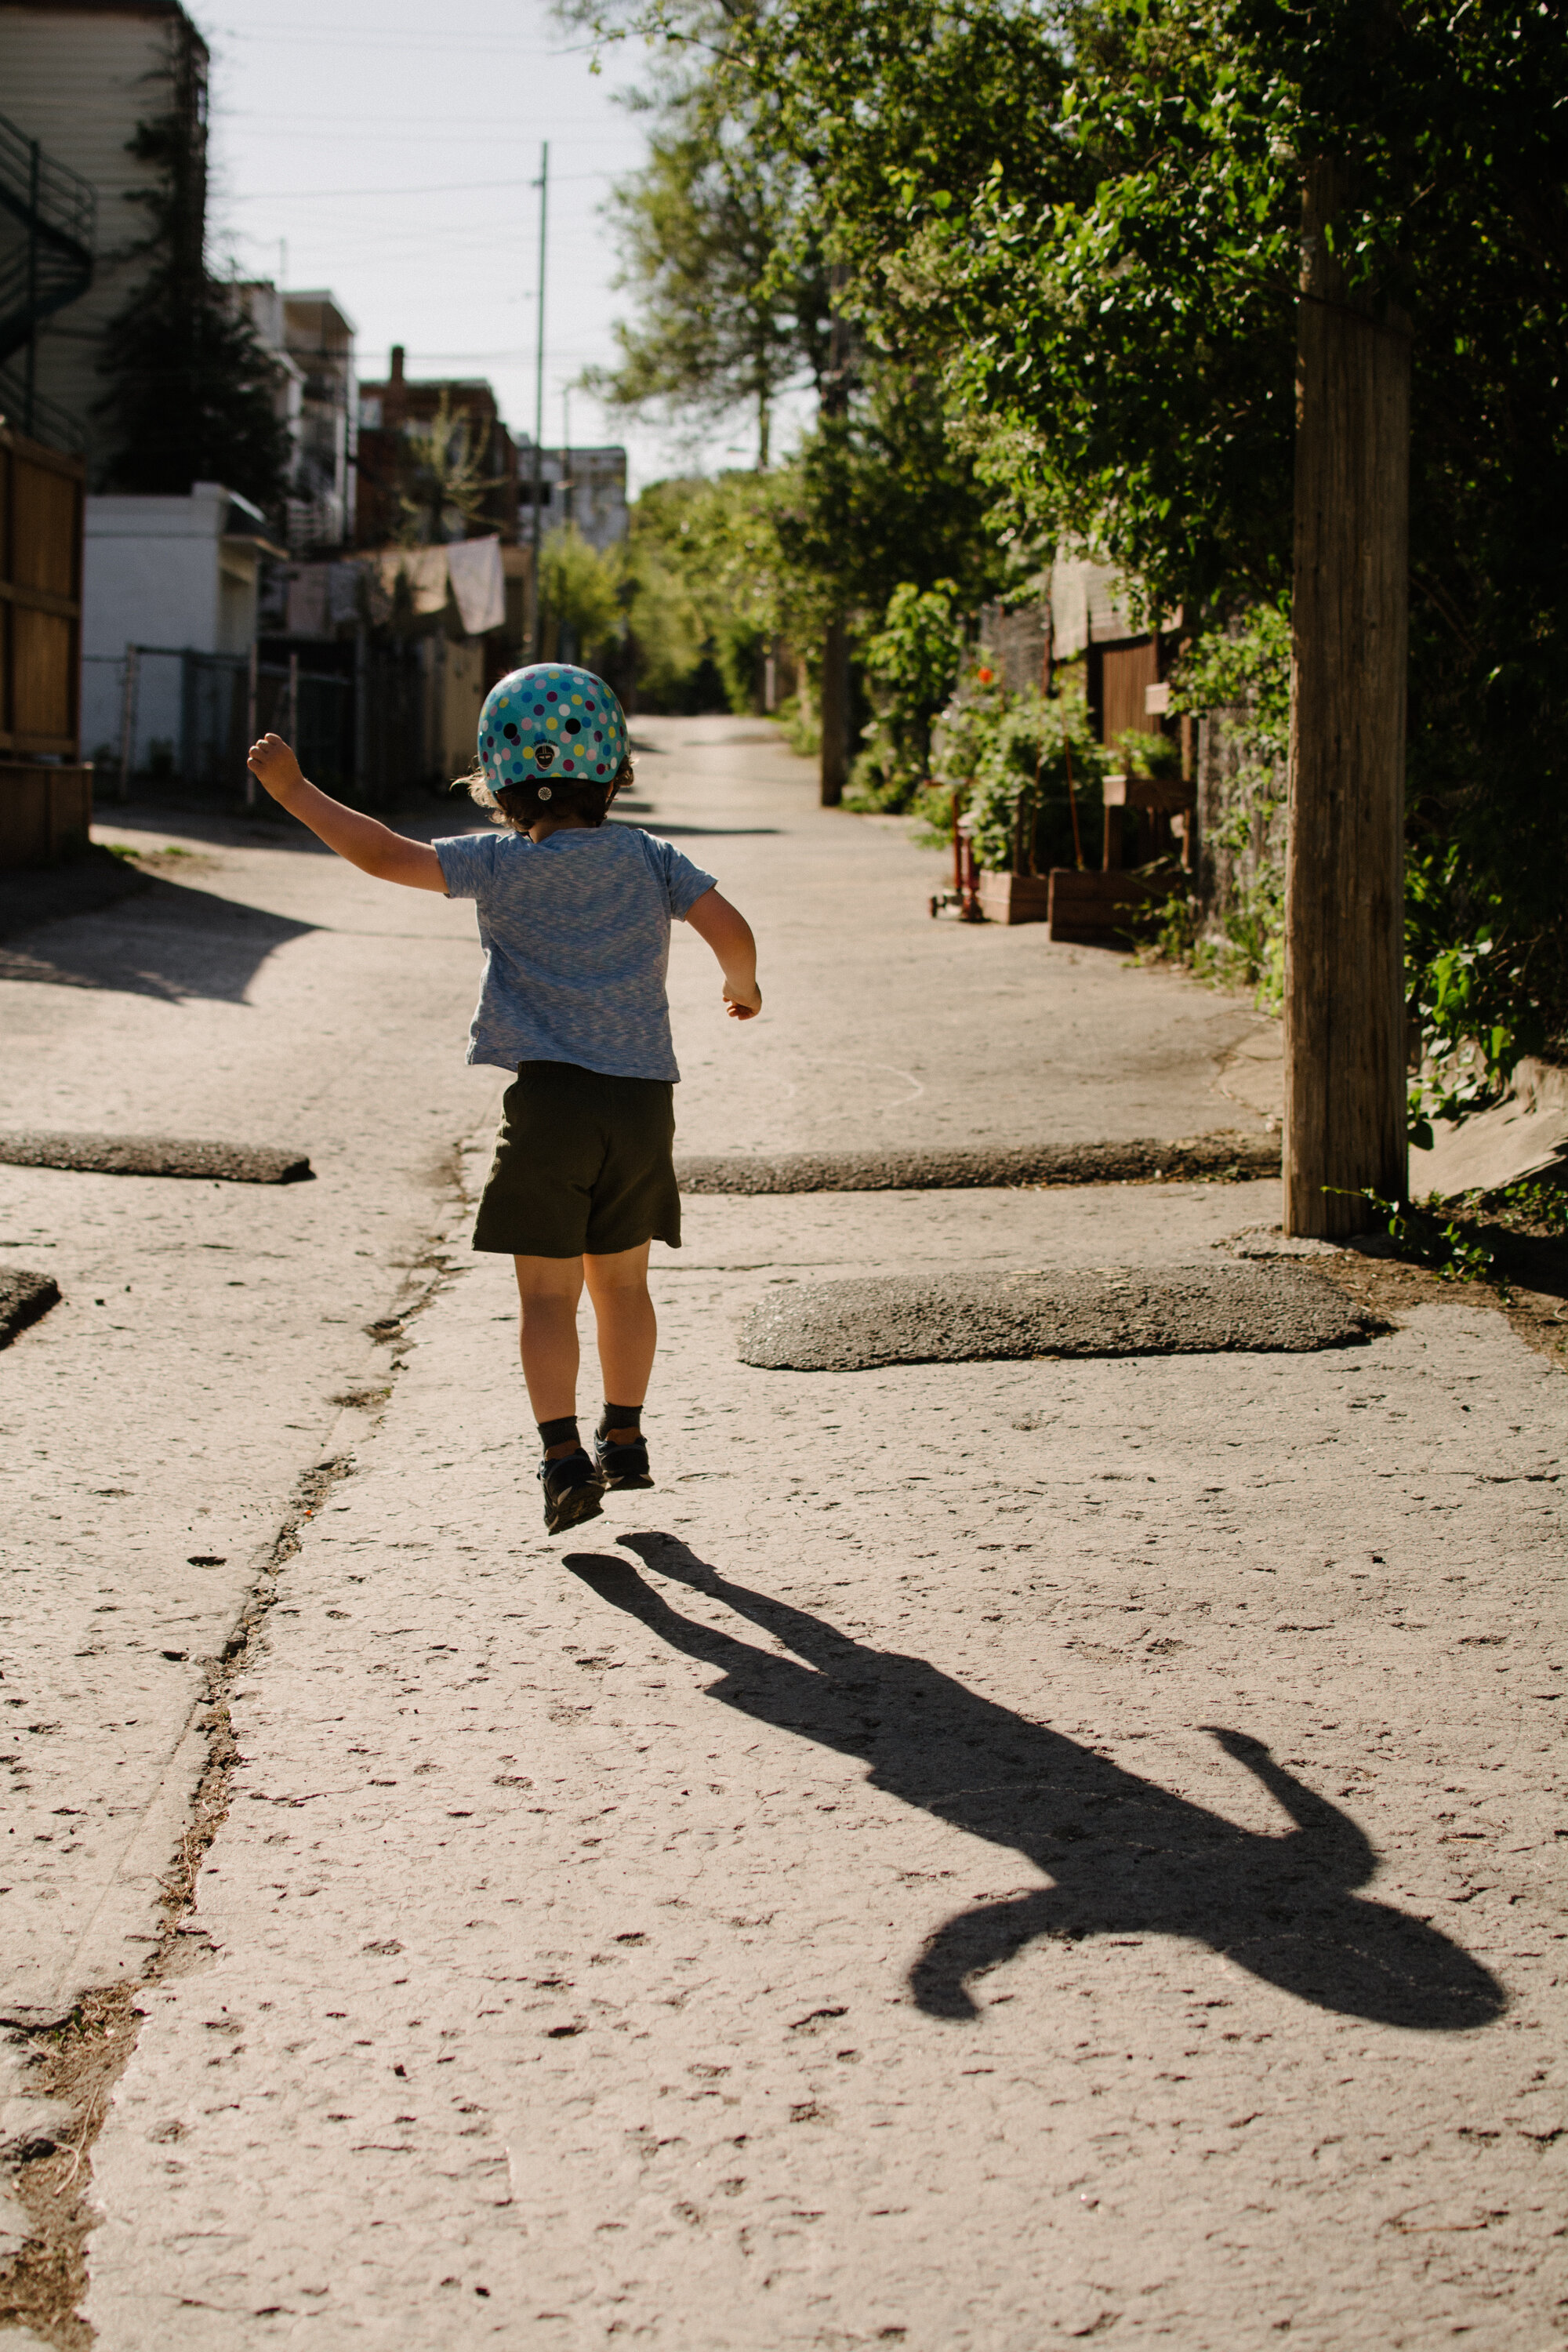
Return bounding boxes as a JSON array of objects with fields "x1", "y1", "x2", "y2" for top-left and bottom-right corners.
[
  {"x1": 915, "y1": 676, "x2": 1105, "y2": 871},
  {"x1": 847, "y1": 580, "x2": 963, "y2": 811}
]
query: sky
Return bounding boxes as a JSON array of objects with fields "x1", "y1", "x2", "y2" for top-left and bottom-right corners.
[{"x1": 198, "y1": 0, "x2": 759, "y2": 492}]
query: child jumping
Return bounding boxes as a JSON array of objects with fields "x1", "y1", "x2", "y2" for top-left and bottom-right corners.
[{"x1": 247, "y1": 662, "x2": 760, "y2": 1537}]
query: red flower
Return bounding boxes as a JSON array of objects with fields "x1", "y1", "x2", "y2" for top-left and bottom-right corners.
[{"x1": 977, "y1": 666, "x2": 994, "y2": 684}]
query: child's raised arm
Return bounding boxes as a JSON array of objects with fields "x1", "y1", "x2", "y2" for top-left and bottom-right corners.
[
  {"x1": 684, "y1": 887, "x2": 761, "y2": 1020},
  {"x1": 247, "y1": 733, "x2": 447, "y2": 891}
]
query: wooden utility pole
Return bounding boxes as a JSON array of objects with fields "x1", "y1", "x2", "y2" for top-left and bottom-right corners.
[
  {"x1": 529, "y1": 141, "x2": 549, "y2": 662},
  {"x1": 819, "y1": 615, "x2": 850, "y2": 806},
  {"x1": 818, "y1": 270, "x2": 851, "y2": 807},
  {"x1": 1283, "y1": 159, "x2": 1411, "y2": 1237}
]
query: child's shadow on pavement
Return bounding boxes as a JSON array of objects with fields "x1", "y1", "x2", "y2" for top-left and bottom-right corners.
[{"x1": 566, "y1": 1533, "x2": 1504, "y2": 2033}]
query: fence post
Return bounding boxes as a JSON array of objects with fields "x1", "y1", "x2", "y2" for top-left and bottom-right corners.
[
  {"x1": 245, "y1": 641, "x2": 259, "y2": 806},
  {"x1": 354, "y1": 626, "x2": 368, "y2": 801},
  {"x1": 116, "y1": 645, "x2": 139, "y2": 804}
]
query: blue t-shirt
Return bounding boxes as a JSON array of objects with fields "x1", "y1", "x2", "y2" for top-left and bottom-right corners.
[{"x1": 434, "y1": 823, "x2": 717, "y2": 1081}]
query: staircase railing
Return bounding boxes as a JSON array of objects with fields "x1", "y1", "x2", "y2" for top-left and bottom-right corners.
[
  {"x1": 0, "y1": 109, "x2": 95, "y2": 406},
  {"x1": 0, "y1": 358, "x2": 85, "y2": 453}
]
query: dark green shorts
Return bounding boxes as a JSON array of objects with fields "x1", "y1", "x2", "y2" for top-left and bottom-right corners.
[{"x1": 473, "y1": 1060, "x2": 681, "y2": 1258}]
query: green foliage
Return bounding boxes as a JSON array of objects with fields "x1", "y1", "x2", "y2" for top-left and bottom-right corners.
[
  {"x1": 774, "y1": 690, "x2": 820, "y2": 759},
  {"x1": 1404, "y1": 845, "x2": 1545, "y2": 1142},
  {"x1": 919, "y1": 681, "x2": 1104, "y2": 873},
  {"x1": 538, "y1": 526, "x2": 624, "y2": 667},
  {"x1": 1161, "y1": 604, "x2": 1291, "y2": 1004},
  {"x1": 622, "y1": 474, "x2": 780, "y2": 711},
  {"x1": 1169, "y1": 606, "x2": 1292, "y2": 768},
  {"x1": 588, "y1": 78, "x2": 830, "y2": 466},
  {"x1": 1456, "y1": 1179, "x2": 1568, "y2": 1243},
  {"x1": 1338, "y1": 1190, "x2": 1496, "y2": 1286},
  {"x1": 96, "y1": 65, "x2": 291, "y2": 509},
  {"x1": 622, "y1": 387, "x2": 1004, "y2": 717},
  {"x1": 683, "y1": 0, "x2": 1568, "y2": 1058},
  {"x1": 848, "y1": 580, "x2": 961, "y2": 811},
  {"x1": 581, "y1": 10, "x2": 1012, "y2": 715},
  {"x1": 771, "y1": 365, "x2": 1010, "y2": 642},
  {"x1": 583, "y1": 0, "x2": 1568, "y2": 1073}
]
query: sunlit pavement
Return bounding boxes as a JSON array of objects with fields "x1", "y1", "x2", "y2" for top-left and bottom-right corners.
[{"x1": 3, "y1": 720, "x2": 1560, "y2": 2346}]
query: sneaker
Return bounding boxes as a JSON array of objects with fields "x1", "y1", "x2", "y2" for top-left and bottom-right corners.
[
  {"x1": 594, "y1": 1430, "x2": 654, "y2": 1491},
  {"x1": 539, "y1": 1446, "x2": 605, "y2": 1535}
]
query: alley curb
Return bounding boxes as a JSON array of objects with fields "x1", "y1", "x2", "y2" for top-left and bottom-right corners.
[{"x1": 677, "y1": 1131, "x2": 1279, "y2": 1194}]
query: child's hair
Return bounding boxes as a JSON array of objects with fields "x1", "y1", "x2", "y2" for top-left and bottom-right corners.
[{"x1": 463, "y1": 752, "x2": 634, "y2": 833}]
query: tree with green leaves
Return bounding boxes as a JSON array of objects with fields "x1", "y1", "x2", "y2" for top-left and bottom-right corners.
[
  {"x1": 850, "y1": 580, "x2": 961, "y2": 807},
  {"x1": 587, "y1": 74, "x2": 830, "y2": 468},
  {"x1": 652, "y1": 0, "x2": 1568, "y2": 1069},
  {"x1": 538, "y1": 524, "x2": 625, "y2": 668},
  {"x1": 579, "y1": 6, "x2": 1013, "y2": 764}
]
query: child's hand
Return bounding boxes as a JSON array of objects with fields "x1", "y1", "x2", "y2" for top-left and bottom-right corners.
[
  {"x1": 247, "y1": 733, "x2": 305, "y2": 801},
  {"x1": 724, "y1": 978, "x2": 762, "y2": 1021}
]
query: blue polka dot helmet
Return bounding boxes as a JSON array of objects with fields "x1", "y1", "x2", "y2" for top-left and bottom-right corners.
[{"x1": 477, "y1": 663, "x2": 629, "y2": 795}]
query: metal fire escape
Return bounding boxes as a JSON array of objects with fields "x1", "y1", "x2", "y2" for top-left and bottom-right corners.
[{"x1": 0, "y1": 108, "x2": 95, "y2": 451}]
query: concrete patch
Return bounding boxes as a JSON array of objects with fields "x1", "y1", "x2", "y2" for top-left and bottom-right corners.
[
  {"x1": 0, "y1": 1268, "x2": 61, "y2": 1348},
  {"x1": 739, "y1": 1261, "x2": 1378, "y2": 1370},
  {"x1": 0, "y1": 1134, "x2": 310, "y2": 1184},
  {"x1": 678, "y1": 1131, "x2": 1279, "y2": 1196}
]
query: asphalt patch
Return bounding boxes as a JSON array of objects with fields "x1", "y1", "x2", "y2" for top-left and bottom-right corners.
[
  {"x1": 677, "y1": 1133, "x2": 1278, "y2": 1195},
  {"x1": 739, "y1": 1262, "x2": 1379, "y2": 1371},
  {"x1": 0, "y1": 1134, "x2": 311, "y2": 1184},
  {"x1": 0, "y1": 1267, "x2": 62, "y2": 1348}
]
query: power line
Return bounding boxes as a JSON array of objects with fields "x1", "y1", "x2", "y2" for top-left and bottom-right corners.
[
  {"x1": 203, "y1": 21, "x2": 604, "y2": 53},
  {"x1": 227, "y1": 169, "x2": 612, "y2": 202}
]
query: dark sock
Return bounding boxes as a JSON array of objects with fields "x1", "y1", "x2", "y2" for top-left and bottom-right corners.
[
  {"x1": 597, "y1": 1403, "x2": 643, "y2": 1444},
  {"x1": 537, "y1": 1414, "x2": 580, "y2": 1459}
]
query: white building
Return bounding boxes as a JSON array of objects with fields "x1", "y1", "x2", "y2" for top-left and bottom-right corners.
[
  {"x1": 282, "y1": 292, "x2": 357, "y2": 550},
  {"x1": 517, "y1": 442, "x2": 629, "y2": 553},
  {"x1": 234, "y1": 281, "x2": 307, "y2": 476},
  {"x1": 230, "y1": 284, "x2": 356, "y2": 552},
  {"x1": 80, "y1": 483, "x2": 282, "y2": 773}
]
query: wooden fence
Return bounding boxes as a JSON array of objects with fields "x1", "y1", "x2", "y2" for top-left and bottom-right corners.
[{"x1": 0, "y1": 419, "x2": 92, "y2": 864}]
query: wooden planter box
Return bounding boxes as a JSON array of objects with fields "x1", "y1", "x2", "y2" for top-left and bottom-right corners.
[
  {"x1": 977, "y1": 869, "x2": 1053, "y2": 925},
  {"x1": 1047, "y1": 867, "x2": 1173, "y2": 946},
  {"x1": 0, "y1": 760, "x2": 95, "y2": 868}
]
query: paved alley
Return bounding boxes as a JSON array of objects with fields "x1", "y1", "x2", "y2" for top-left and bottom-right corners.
[{"x1": 1, "y1": 721, "x2": 1562, "y2": 2349}]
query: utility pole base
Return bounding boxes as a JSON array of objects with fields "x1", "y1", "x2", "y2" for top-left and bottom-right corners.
[{"x1": 819, "y1": 617, "x2": 849, "y2": 808}]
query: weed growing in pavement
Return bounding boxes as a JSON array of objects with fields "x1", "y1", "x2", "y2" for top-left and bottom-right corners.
[
  {"x1": 1337, "y1": 1189, "x2": 1497, "y2": 1283},
  {"x1": 1454, "y1": 1176, "x2": 1568, "y2": 1240},
  {"x1": 1338, "y1": 1175, "x2": 1568, "y2": 1285}
]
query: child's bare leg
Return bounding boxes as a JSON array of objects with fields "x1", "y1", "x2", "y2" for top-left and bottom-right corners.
[
  {"x1": 583, "y1": 1243, "x2": 655, "y2": 1432},
  {"x1": 514, "y1": 1254, "x2": 585, "y2": 1449}
]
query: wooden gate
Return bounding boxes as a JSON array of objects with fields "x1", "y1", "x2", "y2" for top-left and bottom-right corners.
[{"x1": 0, "y1": 419, "x2": 92, "y2": 864}]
